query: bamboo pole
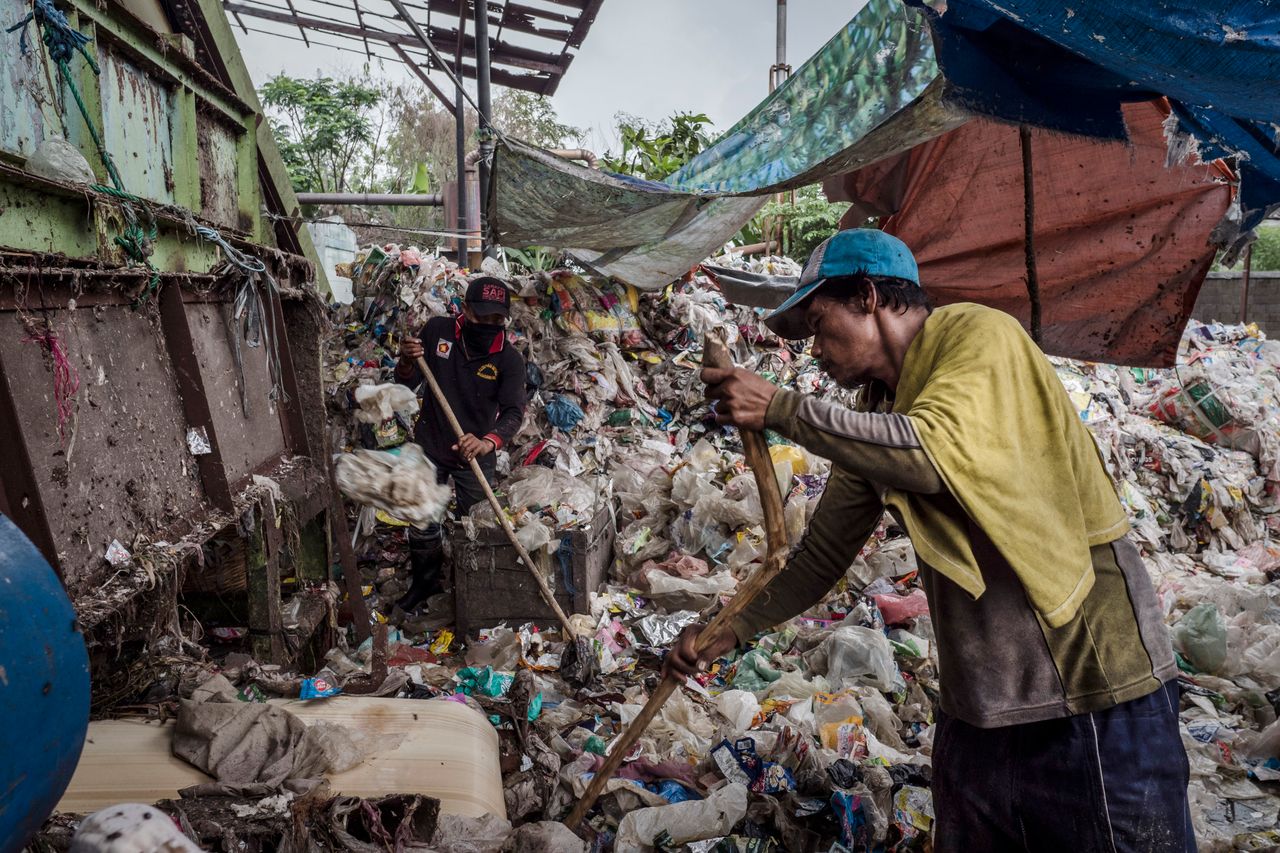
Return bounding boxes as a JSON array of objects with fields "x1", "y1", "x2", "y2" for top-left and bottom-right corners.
[{"x1": 566, "y1": 331, "x2": 790, "y2": 829}]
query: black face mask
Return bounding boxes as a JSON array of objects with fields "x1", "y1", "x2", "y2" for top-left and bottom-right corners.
[{"x1": 462, "y1": 320, "x2": 504, "y2": 353}]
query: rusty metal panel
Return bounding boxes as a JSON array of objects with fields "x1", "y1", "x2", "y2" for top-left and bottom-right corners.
[
  {"x1": 0, "y1": 0, "x2": 51, "y2": 161},
  {"x1": 99, "y1": 44, "x2": 177, "y2": 204},
  {"x1": 0, "y1": 306, "x2": 203, "y2": 598},
  {"x1": 182, "y1": 301, "x2": 287, "y2": 484},
  {"x1": 159, "y1": 282, "x2": 234, "y2": 511},
  {"x1": 197, "y1": 116, "x2": 241, "y2": 229}
]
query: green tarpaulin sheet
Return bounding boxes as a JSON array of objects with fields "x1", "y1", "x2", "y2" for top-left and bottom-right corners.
[{"x1": 489, "y1": 0, "x2": 960, "y2": 289}]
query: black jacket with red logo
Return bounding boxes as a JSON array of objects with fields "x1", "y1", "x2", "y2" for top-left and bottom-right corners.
[{"x1": 395, "y1": 315, "x2": 526, "y2": 468}]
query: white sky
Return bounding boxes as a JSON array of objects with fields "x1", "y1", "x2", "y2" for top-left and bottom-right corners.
[{"x1": 231, "y1": 1, "x2": 868, "y2": 153}]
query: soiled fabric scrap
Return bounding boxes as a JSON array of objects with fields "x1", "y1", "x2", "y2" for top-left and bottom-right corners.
[
  {"x1": 502, "y1": 820, "x2": 586, "y2": 853},
  {"x1": 613, "y1": 782, "x2": 749, "y2": 853},
  {"x1": 173, "y1": 699, "x2": 330, "y2": 790},
  {"x1": 430, "y1": 813, "x2": 514, "y2": 853},
  {"x1": 172, "y1": 675, "x2": 381, "y2": 795}
]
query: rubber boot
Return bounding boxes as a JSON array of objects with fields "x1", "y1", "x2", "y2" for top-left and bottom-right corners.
[{"x1": 396, "y1": 548, "x2": 444, "y2": 612}]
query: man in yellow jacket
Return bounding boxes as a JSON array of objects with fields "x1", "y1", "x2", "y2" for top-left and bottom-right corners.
[{"x1": 667, "y1": 229, "x2": 1192, "y2": 852}]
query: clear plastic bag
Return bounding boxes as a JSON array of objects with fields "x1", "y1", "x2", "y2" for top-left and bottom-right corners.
[
  {"x1": 334, "y1": 443, "x2": 451, "y2": 528},
  {"x1": 805, "y1": 625, "x2": 906, "y2": 693}
]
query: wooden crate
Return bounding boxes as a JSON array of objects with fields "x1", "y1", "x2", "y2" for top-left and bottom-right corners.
[{"x1": 452, "y1": 508, "x2": 614, "y2": 637}]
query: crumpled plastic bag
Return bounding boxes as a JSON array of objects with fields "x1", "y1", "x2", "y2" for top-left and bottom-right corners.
[
  {"x1": 625, "y1": 686, "x2": 717, "y2": 760},
  {"x1": 1172, "y1": 602, "x2": 1229, "y2": 674},
  {"x1": 805, "y1": 626, "x2": 905, "y2": 694},
  {"x1": 334, "y1": 443, "x2": 452, "y2": 528},
  {"x1": 25, "y1": 136, "x2": 96, "y2": 184},
  {"x1": 715, "y1": 689, "x2": 762, "y2": 731},
  {"x1": 613, "y1": 782, "x2": 749, "y2": 853},
  {"x1": 732, "y1": 648, "x2": 782, "y2": 693},
  {"x1": 712, "y1": 737, "x2": 796, "y2": 793},
  {"x1": 640, "y1": 568, "x2": 742, "y2": 607},
  {"x1": 871, "y1": 589, "x2": 929, "y2": 626},
  {"x1": 353, "y1": 382, "x2": 419, "y2": 423}
]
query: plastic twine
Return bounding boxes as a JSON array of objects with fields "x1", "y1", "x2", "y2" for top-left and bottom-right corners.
[
  {"x1": 183, "y1": 213, "x2": 290, "y2": 404},
  {"x1": 21, "y1": 314, "x2": 79, "y2": 443}
]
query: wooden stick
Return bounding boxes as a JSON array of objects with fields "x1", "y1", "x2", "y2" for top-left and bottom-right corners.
[
  {"x1": 1019, "y1": 124, "x2": 1043, "y2": 345},
  {"x1": 566, "y1": 331, "x2": 789, "y2": 828},
  {"x1": 415, "y1": 355, "x2": 577, "y2": 637}
]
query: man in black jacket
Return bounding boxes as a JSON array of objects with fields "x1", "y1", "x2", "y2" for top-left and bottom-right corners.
[{"x1": 394, "y1": 276, "x2": 527, "y2": 611}]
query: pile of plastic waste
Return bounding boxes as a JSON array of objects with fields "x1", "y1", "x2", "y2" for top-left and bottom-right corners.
[{"x1": 316, "y1": 244, "x2": 1278, "y2": 851}]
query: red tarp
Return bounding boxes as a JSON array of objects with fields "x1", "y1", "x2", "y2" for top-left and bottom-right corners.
[{"x1": 824, "y1": 101, "x2": 1233, "y2": 366}]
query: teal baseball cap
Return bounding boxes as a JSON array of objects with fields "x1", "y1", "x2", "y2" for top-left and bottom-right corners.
[{"x1": 764, "y1": 229, "x2": 920, "y2": 339}]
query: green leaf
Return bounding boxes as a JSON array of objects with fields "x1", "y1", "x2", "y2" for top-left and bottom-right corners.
[{"x1": 411, "y1": 162, "x2": 432, "y2": 194}]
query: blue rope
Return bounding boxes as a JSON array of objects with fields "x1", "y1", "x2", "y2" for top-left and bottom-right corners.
[
  {"x1": 8, "y1": 0, "x2": 124, "y2": 191},
  {"x1": 7, "y1": 0, "x2": 95, "y2": 68}
]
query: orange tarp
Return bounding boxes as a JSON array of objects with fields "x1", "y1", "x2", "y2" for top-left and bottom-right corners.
[{"x1": 825, "y1": 101, "x2": 1233, "y2": 366}]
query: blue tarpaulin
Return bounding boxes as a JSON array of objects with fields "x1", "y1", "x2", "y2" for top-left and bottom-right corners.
[{"x1": 911, "y1": 0, "x2": 1280, "y2": 228}]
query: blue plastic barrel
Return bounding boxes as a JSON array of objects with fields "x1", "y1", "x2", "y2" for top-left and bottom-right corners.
[{"x1": 0, "y1": 514, "x2": 90, "y2": 851}]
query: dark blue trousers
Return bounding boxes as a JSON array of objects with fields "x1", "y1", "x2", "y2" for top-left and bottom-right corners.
[{"x1": 932, "y1": 680, "x2": 1195, "y2": 853}]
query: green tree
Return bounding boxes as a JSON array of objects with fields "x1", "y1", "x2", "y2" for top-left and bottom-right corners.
[
  {"x1": 259, "y1": 73, "x2": 384, "y2": 194},
  {"x1": 737, "y1": 185, "x2": 855, "y2": 260},
  {"x1": 1246, "y1": 223, "x2": 1280, "y2": 271},
  {"x1": 1214, "y1": 222, "x2": 1280, "y2": 272},
  {"x1": 492, "y1": 89, "x2": 582, "y2": 149},
  {"x1": 600, "y1": 111, "x2": 714, "y2": 181}
]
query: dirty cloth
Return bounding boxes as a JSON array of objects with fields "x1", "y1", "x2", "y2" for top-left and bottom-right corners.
[
  {"x1": 503, "y1": 821, "x2": 586, "y2": 853},
  {"x1": 172, "y1": 675, "x2": 372, "y2": 793},
  {"x1": 887, "y1": 302, "x2": 1130, "y2": 628},
  {"x1": 173, "y1": 699, "x2": 329, "y2": 790},
  {"x1": 430, "y1": 813, "x2": 514, "y2": 853},
  {"x1": 931, "y1": 680, "x2": 1194, "y2": 853}
]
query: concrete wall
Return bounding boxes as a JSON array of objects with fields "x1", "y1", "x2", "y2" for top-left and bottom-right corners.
[{"x1": 1191, "y1": 271, "x2": 1280, "y2": 336}]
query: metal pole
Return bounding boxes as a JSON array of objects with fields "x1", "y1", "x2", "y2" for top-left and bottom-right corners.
[
  {"x1": 294, "y1": 192, "x2": 444, "y2": 206},
  {"x1": 774, "y1": 0, "x2": 787, "y2": 90},
  {"x1": 473, "y1": 0, "x2": 495, "y2": 257},
  {"x1": 1239, "y1": 243, "x2": 1254, "y2": 324},
  {"x1": 455, "y1": 1, "x2": 468, "y2": 262},
  {"x1": 771, "y1": 0, "x2": 792, "y2": 212}
]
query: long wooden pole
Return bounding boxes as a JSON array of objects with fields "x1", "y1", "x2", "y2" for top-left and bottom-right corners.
[
  {"x1": 566, "y1": 331, "x2": 790, "y2": 829},
  {"x1": 414, "y1": 355, "x2": 576, "y2": 637},
  {"x1": 1020, "y1": 124, "x2": 1043, "y2": 345}
]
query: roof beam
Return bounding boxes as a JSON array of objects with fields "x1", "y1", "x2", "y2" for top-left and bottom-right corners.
[
  {"x1": 562, "y1": 0, "x2": 603, "y2": 49},
  {"x1": 499, "y1": 3, "x2": 574, "y2": 40},
  {"x1": 222, "y1": 2, "x2": 564, "y2": 74},
  {"x1": 390, "y1": 42, "x2": 457, "y2": 117}
]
